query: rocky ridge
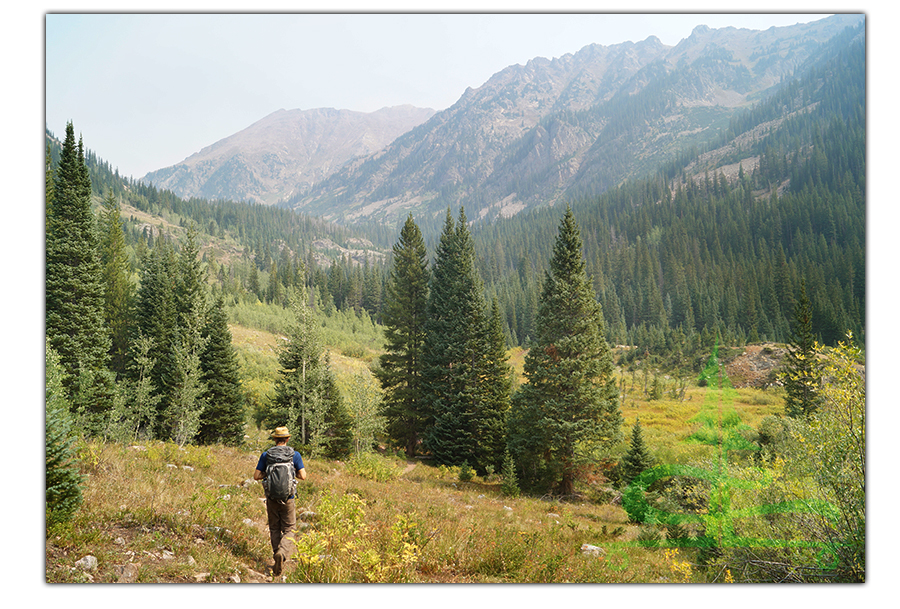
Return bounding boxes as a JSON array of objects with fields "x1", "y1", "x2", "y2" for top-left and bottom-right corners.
[
  {"x1": 142, "y1": 105, "x2": 436, "y2": 205},
  {"x1": 139, "y1": 15, "x2": 864, "y2": 228}
]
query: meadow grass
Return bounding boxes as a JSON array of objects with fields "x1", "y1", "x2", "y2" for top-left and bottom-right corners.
[
  {"x1": 48, "y1": 306, "x2": 788, "y2": 583},
  {"x1": 47, "y1": 438, "x2": 685, "y2": 583},
  {"x1": 47, "y1": 377, "x2": 783, "y2": 585}
]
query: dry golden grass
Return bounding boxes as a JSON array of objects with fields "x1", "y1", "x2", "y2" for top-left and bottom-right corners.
[
  {"x1": 229, "y1": 323, "x2": 281, "y2": 351},
  {"x1": 506, "y1": 346, "x2": 527, "y2": 388},
  {"x1": 48, "y1": 437, "x2": 695, "y2": 583}
]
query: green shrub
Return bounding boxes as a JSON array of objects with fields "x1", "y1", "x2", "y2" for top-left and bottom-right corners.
[
  {"x1": 46, "y1": 342, "x2": 84, "y2": 528},
  {"x1": 346, "y1": 452, "x2": 401, "y2": 482},
  {"x1": 500, "y1": 453, "x2": 520, "y2": 498},
  {"x1": 458, "y1": 461, "x2": 475, "y2": 482}
]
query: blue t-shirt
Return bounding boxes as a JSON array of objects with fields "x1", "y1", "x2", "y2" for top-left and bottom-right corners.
[{"x1": 256, "y1": 448, "x2": 304, "y2": 473}]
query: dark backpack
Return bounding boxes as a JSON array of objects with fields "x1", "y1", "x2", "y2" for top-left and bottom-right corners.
[{"x1": 262, "y1": 445, "x2": 296, "y2": 501}]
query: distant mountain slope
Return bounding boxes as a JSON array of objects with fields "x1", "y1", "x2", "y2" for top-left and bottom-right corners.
[
  {"x1": 137, "y1": 14, "x2": 863, "y2": 227},
  {"x1": 287, "y1": 14, "x2": 862, "y2": 225},
  {"x1": 141, "y1": 105, "x2": 436, "y2": 205}
]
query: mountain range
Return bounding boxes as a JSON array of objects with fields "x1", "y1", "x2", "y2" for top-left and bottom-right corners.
[
  {"x1": 142, "y1": 105, "x2": 436, "y2": 206},
  {"x1": 140, "y1": 14, "x2": 864, "y2": 226}
]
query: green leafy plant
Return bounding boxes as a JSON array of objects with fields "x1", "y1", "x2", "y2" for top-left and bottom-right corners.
[{"x1": 346, "y1": 452, "x2": 401, "y2": 482}]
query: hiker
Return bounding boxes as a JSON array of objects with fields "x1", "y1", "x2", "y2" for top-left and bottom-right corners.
[{"x1": 254, "y1": 426, "x2": 307, "y2": 577}]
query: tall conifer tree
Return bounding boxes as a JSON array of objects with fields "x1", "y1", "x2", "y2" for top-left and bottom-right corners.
[
  {"x1": 134, "y1": 238, "x2": 179, "y2": 436},
  {"x1": 781, "y1": 279, "x2": 824, "y2": 418},
  {"x1": 175, "y1": 224, "x2": 207, "y2": 331},
  {"x1": 509, "y1": 206, "x2": 622, "y2": 496},
  {"x1": 45, "y1": 144, "x2": 54, "y2": 224},
  {"x1": 197, "y1": 295, "x2": 246, "y2": 445},
  {"x1": 421, "y1": 208, "x2": 507, "y2": 471},
  {"x1": 46, "y1": 340, "x2": 83, "y2": 527},
  {"x1": 46, "y1": 122, "x2": 113, "y2": 413},
  {"x1": 165, "y1": 307, "x2": 207, "y2": 446},
  {"x1": 375, "y1": 214, "x2": 430, "y2": 457},
  {"x1": 99, "y1": 191, "x2": 134, "y2": 376}
]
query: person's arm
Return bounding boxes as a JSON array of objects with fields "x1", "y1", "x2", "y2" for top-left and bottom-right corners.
[
  {"x1": 254, "y1": 453, "x2": 267, "y2": 481},
  {"x1": 294, "y1": 452, "x2": 307, "y2": 481}
]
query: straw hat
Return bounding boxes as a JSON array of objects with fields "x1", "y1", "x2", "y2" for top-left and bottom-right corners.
[{"x1": 271, "y1": 426, "x2": 291, "y2": 439}]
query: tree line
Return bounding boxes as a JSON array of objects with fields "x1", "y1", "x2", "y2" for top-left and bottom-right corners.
[
  {"x1": 45, "y1": 119, "x2": 625, "y2": 499},
  {"x1": 376, "y1": 207, "x2": 624, "y2": 495},
  {"x1": 46, "y1": 122, "x2": 246, "y2": 447},
  {"x1": 46, "y1": 121, "x2": 384, "y2": 507}
]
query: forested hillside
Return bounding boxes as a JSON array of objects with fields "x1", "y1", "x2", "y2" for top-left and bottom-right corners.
[
  {"x1": 473, "y1": 23, "x2": 865, "y2": 354},
  {"x1": 44, "y1": 21, "x2": 864, "y2": 361}
]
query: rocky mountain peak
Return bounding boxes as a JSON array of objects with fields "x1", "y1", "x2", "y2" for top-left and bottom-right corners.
[
  {"x1": 142, "y1": 105, "x2": 436, "y2": 205},
  {"x1": 139, "y1": 15, "x2": 863, "y2": 227}
]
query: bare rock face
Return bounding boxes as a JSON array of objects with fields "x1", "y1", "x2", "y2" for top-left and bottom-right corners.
[
  {"x1": 289, "y1": 15, "x2": 862, "y2": 225},
  {"x1": 724, "y1": 344, "x2": 789, "y2": 388},
  {"x1": 142, "y1": 105, "x2": 436, "y2": 205}
]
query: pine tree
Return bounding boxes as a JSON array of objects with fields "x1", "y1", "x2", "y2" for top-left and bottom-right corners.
[
  {"x1": 156, "y1": 223, "x2": 211, "y2": 444},
  {"x1": 175, "y1": 224, "x2": 207, "y2": 331},
  {"x1": 99, "y1": 191, "x2": 134, "y2": 377},
  {"x1": 375, "y1": 215, "x2": 430, "y2": 457},
  {"x1": 421, "y1": 208, "x2": 495, "y2": 469},
  {"x1": 134, "y1": 239, "x2": 180, "y2": 436},
  {"x1": 248, "y1": 264, "x2": 261, "y2": 301},
  {"x1": 267, "y1": 260, "x2": 283, "y2": 304},
  {"x1": 781, "y1": 279, "x2": 824, "y2": 418},
  {"x1": 45, "y1": 340, "x2": 83, "y2": 527},
  {"x1": 471, "y1": 299, "x2": 512, "y2": 473},
  {"x1": 46, "y1": 122, "x2": 112, "y2": 409},
  {"x1": 509, "y1": 207, "x2": 623, "y2": 496},
  {"x1": 45, "y1": 144, "x2": 54, "y2": 226},
  {"x1": 500, "y1": 450, "x2": 521, "y2": 498},
  {"x1": 619, "y1": 418, "x2": 654, "y2": 486},
  {"x1": 197, "y1": 295, "x2": 246, "y2": 445}
]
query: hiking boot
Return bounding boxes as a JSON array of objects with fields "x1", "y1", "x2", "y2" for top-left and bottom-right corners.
[{"x1": 273, "y1": 552, "x2": 284, "y2": 576}]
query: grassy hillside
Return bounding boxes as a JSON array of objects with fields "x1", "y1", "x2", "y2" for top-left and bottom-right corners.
[
  {"x1": 46, "y1": 342, "x2": 787, "y2": 583},
  {"x1": 44, "y1": 436, "x2": 693, "y2": 583}
]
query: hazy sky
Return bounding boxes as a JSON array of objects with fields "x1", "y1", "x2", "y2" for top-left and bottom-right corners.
[{"x1": 45, "y1": 11, "x2": 836, "y2": 179}]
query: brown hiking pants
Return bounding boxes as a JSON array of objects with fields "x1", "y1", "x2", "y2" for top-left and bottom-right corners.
[{"x1": 266, "y1": 497, "x2": 296, "y2": 558}]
